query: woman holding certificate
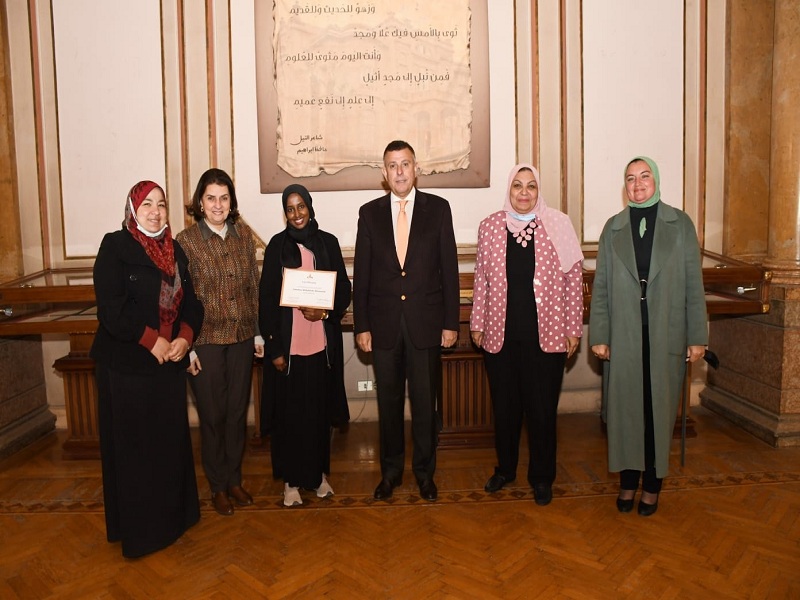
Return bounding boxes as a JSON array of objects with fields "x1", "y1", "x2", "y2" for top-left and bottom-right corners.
[{"x1": 259, "y1": 184, "x2": 351, "y2": 507}]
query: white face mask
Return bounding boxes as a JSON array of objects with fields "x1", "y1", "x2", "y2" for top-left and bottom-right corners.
[{"x1": 129, "y1": 197, "x2": 168, "y2": 238}]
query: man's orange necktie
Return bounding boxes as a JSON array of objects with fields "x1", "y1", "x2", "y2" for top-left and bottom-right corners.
[{"x1": 396, "y1": 199, "x2": 408, "y2": 266}]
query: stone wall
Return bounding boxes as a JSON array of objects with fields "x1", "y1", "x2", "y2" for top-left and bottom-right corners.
[{"x1": 0, "y1": 337, "x2": 56, "y2": 458}]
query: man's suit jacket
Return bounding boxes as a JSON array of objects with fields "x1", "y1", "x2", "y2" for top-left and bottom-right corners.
[{"x1": 353, "y1": 190, "x2": 460, "y2": 350}]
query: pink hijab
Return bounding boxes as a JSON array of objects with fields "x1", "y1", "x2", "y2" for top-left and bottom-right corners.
[{"x1": 504, "y1": 164, "x2": 583, "y2": 273}]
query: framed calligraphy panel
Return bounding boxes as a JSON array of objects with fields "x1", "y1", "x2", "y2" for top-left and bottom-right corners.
[{"x1": 255, "y1": 0, "x2": 490, "y2": 192}]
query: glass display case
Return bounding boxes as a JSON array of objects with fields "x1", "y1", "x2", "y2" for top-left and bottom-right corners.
[{"x1": 0, "y1": 251, "x2": 773, "y2": 455}]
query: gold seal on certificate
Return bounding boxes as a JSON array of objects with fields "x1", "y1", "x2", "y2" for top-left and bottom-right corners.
[{"x1": 279, "y1": 268, "x2": 337, "y2": 310}]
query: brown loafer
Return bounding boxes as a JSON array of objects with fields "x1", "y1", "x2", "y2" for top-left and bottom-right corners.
[
  {"x1": 212, "y1": 491, "x2": 234, "y2": 516},
  {"x1": 228, "y1": 485, "x2": 254, "y2": 507}
]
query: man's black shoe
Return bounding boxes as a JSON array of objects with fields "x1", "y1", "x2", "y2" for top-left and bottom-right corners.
[
  {"x1": 533, "y1": 483, "x2": 553, "y2": 506},
  {"x1": 374, "y1": 479, "x2": 397, "y2": 500},
  {"x1": 418, "y1": 479, "x2": 438, "y2": 501},
  {"x1": 484, "y1": 473, "x2": 514, "y2": 493}
]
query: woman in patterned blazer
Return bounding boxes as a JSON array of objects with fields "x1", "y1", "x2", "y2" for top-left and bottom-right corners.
[
  {"x1": 470, "y1": 164, "x2": 584, "y2": 506},
  {"x1": 176, "y1": 168, "x2": 264, "y2": 517}
]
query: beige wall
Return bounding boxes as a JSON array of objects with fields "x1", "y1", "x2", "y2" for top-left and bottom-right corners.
[
  {"x1": 2, "y1": 0, "x2": 724, "y2": 425},
  {"x1": 4, "y1": 1, "x2": 721, "y2": 265}
]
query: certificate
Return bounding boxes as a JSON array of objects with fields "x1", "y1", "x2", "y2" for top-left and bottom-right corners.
[{"x1": 279, "y1": 268, "x2": 337, "y2": 310}]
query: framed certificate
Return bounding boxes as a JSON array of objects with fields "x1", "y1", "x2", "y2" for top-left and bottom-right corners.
[{"x1": 279, "y1": 268, "x2": 337, "y2": 310}]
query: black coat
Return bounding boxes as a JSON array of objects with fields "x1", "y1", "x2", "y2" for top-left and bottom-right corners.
[
  {"x1": 258, "y1": 228, "x2": 352, "y2": 428},
  {"x1": 90, "y1": 229, "x2": 204, "y2": 374}
]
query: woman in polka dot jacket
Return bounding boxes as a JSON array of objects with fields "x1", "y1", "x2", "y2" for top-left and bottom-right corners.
[{"x1": 470, "y1": 164, "x2": 584, "y2": 506}]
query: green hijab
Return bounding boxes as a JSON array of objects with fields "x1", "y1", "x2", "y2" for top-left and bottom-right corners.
[{"x1": 625, "y1": 155, "x2": 660, "y2": 208}]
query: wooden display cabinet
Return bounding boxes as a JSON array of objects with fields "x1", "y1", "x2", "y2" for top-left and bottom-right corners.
[
  {"x1": 0, "y1": 251, "x2": 773, "y2": 457},
  {"x1": 0, "y1": 269, "x2": 98, "y2": 459}
]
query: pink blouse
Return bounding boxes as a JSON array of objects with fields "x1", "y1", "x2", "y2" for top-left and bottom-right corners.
[{"x1": 289, "y1": 245, "x2": 326, "y2": 356}]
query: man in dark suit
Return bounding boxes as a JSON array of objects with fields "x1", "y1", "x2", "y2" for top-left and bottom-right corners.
[{"x1": 353, "y1": 140, "x2": 460, "y2": 502}]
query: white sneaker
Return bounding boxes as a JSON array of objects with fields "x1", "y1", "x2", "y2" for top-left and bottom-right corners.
[
  {"x1": 315, "y1": 474, "x2": 334, "y2": 498},
  {"x1": 283, "y1": 484, "x2": 302, "y2": 507}
]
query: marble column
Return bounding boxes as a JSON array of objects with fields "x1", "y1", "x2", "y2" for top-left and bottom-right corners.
[
  {"x1": 0, "y1": 6, "x2": 23, "y2": 281},
  {"x1": 763, "y1": 0, "x2": 800, "y2": 283},
  {"x1": 0, "y1": 9, "x2": 56, "y2": 456},
  {"x1": 701, "y1": 0, "x2": 800, "y2": 446}
]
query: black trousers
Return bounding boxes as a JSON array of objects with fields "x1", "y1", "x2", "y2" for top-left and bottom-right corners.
[
  {"x1": 620, "y1": 301, "x2": 662, "y2": 495},
  {"x1": 483, "y1": 339, "x2": 566, "y2": 487},
  {"x1": 189, "y1": 338, "x2": 254, "y2": 494},
  {"x1": 372, "y1": 315, "x2": 441, "y2": 483}
]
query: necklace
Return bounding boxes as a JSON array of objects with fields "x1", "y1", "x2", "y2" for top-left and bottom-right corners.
[{"x1": 512, "y1": 222, "x2": 535, "y2": 248}]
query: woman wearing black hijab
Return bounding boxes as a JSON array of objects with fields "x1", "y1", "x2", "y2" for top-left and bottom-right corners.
[{"x1": 258, "y1": 184, "x2": 351, "y2": 507}]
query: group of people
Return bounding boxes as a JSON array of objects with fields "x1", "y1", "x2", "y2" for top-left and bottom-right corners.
[
  {"x1": 471, "y1": 156, "x2": 706, "y2": 516},
  {"x1": 91, "y1": 142, "x2": 707, "y2": 558}
]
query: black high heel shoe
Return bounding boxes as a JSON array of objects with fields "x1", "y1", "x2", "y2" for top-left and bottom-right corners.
[
  {"x1": 616, "y1": 489, "x2": 636, "y2": 513},
  {"x1": 637, "y1": 495, "x2": 659, "y2": 517}
]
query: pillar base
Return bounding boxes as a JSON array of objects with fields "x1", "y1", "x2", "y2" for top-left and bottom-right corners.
[
  {"x1": 701, "y1": 283, "x2": 800, "y2": 448},
  {"x1": 701, "y1": 385, "x2": 800, "y2": 447},
  {"x1": 0, "y1": 405, "x2": 56, "y2": 459}
]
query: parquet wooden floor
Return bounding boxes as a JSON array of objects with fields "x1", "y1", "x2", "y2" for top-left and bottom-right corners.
[{"x1": 1, "y1": 407, "x2": 799, "y2": 599}]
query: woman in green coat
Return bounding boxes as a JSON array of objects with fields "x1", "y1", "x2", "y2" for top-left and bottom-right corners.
[{"x1": 589, "y1": 156, "x2": 707, "y2": 516}]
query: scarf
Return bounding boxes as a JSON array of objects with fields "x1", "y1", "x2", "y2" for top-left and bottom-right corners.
[
  {"x1": 124, "y1": 180, "x2": 176, "y2": 277},
  {"x1": 625, "y1": 156, "x2": 661, "y2": 238},
  {"x1": 279, "y1": 184, "x2": 331, "y2": 270},
  {"x1": 124, "y1": 180, "x2": 182, "y2": 330},
  {"x1": 503, "y1": 163, "x2": 583, "y2": 272}
]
